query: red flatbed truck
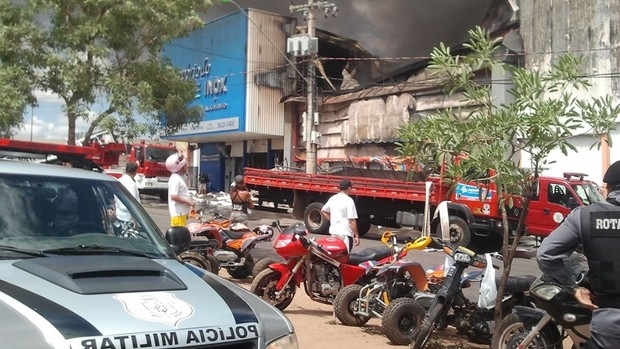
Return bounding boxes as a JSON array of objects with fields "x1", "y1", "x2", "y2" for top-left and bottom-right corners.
[
  {"x1": 244, "y1": 167, "x2": 605, "y2": 249},
  {"x1": 244, "y1": 167, "x2": 516, "y2": 249}
]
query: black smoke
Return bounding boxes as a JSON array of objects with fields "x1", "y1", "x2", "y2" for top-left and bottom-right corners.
[{"x1": 204, "y1": 0, "x2": 493, "y2": 59}]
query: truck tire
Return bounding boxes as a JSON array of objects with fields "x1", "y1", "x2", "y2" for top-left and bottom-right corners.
[
  {"x1": 159, "y1": 191, "x2": 168, "y2": 202},
  {"x1": 304, "y1": 202, "x2": 329, "y2": 234},
  {"x1": 356, "y1": 217, "x2": 372, "y2": 236},
  {"x1": 448, "y1": 216, "x2": 471, "y2": 248}
]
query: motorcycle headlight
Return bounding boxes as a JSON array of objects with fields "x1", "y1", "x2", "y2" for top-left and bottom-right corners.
[
  {"x1": 454, "y1": 252, "x2": 471, "y2": 263},
  {"x1": 267, "y1": 333, "x2": 298, "y2": 349},
  {"x1": 530, "y1": 283, "x2": 562, "y2": 301}
]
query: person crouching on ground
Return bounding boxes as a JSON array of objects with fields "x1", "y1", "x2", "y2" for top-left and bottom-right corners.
[
  {"x1": 321, "y1": 178, "x2": 360, "y2": 252},
  {"x1": 166, "y1": 152, "x2": 194, "y2": 227},
  {"x1": 229, "y1": 175, "x2": 254, "y2": 225}
]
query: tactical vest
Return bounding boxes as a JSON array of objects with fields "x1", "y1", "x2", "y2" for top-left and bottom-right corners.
[{"x1": 581, "y1": 203, "x2": 620, "y2": 308}]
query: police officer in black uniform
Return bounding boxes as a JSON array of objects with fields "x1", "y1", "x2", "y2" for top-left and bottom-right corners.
[{"x1": 538, "y1": 160, "x2": 620, "y2": 348}]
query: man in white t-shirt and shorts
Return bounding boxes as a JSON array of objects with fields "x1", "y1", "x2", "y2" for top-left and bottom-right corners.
[{"x1": 321, "y1": 178, "x2": 360, "y2": 252}]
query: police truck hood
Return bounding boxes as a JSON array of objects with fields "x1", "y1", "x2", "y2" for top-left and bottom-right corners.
[{"x1": 0, "y1": 256, "x2": 293, "y2": 349}]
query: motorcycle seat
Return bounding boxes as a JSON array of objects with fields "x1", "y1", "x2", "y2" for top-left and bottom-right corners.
[
  {"x1": 188, "y1": 236, "x2": 219, "y2": 249},
  {"x1": 221, "y1": 229, "x2": 248, "y2": 240},
  {"x1": 498, "y1": 274, "x2": 537, "y2": 293},
  {"x1": 347, "y1": 246, "x2": 391, "y2": 266}
]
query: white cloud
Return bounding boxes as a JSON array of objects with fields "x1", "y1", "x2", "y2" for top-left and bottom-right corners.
[{"x1": 13, "y1": 113, "x2": 92, "y2": 143}]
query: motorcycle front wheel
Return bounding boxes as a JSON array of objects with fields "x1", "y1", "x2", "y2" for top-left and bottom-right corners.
[
  {"x1": 381, "y1": 297, "x2": 425, "y2": 345},
  {"x1": 490, "y1": 313, "x2": 562, "y2": 349},
  {"x1": 227, "y1": 254, "x2": 253, "y2": 279},
  {"x1": 333, "y1": 284, "x2": 371, "y2": 326},
  {"x1": 411, "y1": 299, "x2": 447, "y2": 349},
  {"x1": 250, "y1": 268, "x2": 296, "y2": 311}
]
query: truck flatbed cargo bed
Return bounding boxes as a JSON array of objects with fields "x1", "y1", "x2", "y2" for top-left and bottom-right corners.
[{"x1": 244, "y1": 167, "x2": 447, "y2": 203}]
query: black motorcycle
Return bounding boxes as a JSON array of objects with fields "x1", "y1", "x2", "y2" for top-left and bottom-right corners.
[
  {"x1": 491, "y1": 253, "x2": 591, "y2": 349},
  {"x1": 410, "y1": 238, "x2": 536, "y2": 348}
]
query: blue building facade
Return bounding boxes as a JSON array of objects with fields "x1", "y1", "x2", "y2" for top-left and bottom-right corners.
[{"x1": 163, "y1": 10, "x2": 293, "y2": 192}]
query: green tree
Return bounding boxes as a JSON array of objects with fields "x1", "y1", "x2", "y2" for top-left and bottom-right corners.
[
  {"x1": 396, "y1": 26, "x2": 619, "y2": 322},
  {"x1": 0, "y1": 0, "x2": 38, "y2": 137},
  {"x1": 9, "y1": 0, "x2": 212, "y2": 144}
]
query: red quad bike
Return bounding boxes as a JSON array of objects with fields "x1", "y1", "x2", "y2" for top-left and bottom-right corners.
[
  {"x1": 250, "y1": 222, "x2": 429, "y2": 311},
  {"x1": 180, "y1": 210, "x2": 278, "y2": 278}
]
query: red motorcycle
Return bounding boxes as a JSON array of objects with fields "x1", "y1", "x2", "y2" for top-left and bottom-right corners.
[
  {"x1": 181, "y1": 210, "x2": 276, "y2": 278},
  {"x1": 250, "y1": 222, "x2": 425, "y2": 311}
]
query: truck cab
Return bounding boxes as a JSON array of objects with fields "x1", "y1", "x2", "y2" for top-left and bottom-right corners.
[
  {"x1": 127, "y1": 140, "x2": 179, "y2": 200},
  {"x1": 526, "y1": 172, "x2": 605, "y2": 237}
]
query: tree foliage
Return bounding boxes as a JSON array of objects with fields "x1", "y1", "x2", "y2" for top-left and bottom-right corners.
[
  {"x1": 396, "y1": 26, "x2": 619, "y2": 321},
  {"x1": 3, "y1": 0, "x2": 212, "y2": 144},
  {"x1": 0, "y1": 0, "x2": 38, "y2": 137}
]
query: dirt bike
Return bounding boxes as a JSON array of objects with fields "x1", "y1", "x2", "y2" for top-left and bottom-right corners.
[
  {"x1": 250, "y1": 222, "x2": 431, "y2": 311},
  {"x1": 410, "y1": 237, "x2": 537, "y2": 348},
  {"x1": 180, "y1": 210, "x2": 277, "y2": 278},
  {"x1": 333, "y1": 231, "x2": 436, "y2": 345},
  {"x1": 491, "y1": 253, "x2": 591, "y2": 349}
]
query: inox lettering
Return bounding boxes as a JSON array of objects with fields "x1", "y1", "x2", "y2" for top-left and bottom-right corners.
[{"x1": 205, "y1": 77, "x2": 227, "y2": 96}]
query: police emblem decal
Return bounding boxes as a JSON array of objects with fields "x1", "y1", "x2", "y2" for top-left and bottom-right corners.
[{"x1": 114, "y1": 292, "x2": 194, "y2": 327}]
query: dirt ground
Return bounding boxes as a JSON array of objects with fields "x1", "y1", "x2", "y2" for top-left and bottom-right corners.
[{"x1": 223, "y1": 272, "x2": 487, "y2": 349}]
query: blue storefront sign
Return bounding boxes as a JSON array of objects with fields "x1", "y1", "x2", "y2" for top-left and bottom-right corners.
[
  {"x1": 163, "y1": 11, "x2": 248, "y2": 139},
  {"x1": 163, "y1": 11, "x2": 249, "y2": 191}
]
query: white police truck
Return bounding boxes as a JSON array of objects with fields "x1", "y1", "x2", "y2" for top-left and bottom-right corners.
[{"x1": 0, "y1": 160, "x2": 297, "y2": 349}]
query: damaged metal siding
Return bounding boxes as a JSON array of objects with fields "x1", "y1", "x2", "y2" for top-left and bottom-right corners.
[
  {"x1": 245, "y1": 10, "x2": 291, "y2": 137},
  {"x1": 519, "y1": 0, "x2": 620, "y2": 182},
  {"x1": 314, "y1": 89, "x2": 471, "y2": 160},
  {"x1": 520, "y1": 0, "x2": 620, "y2": 99}
]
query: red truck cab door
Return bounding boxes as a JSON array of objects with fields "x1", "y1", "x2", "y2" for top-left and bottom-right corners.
[{"x1": 526, "y1": 179, "x2": 578, "y2": 237}]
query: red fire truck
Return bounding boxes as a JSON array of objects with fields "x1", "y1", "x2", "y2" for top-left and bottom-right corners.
[
  {"x1": 0, "y1": 138, "x2": 179, "y2": 201},
  {"x1": 244, "y1": 166, "x2": 605, "y2": 249},
  {"x1": 104, "y1": 140, "x2": 179, "y2": 200},
  {"x1": 0, "y1": 138, "x2": 125, "y2": 170}
]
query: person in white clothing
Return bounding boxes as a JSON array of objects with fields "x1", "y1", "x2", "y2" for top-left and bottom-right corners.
[
  {"x1": 115, "y1": 161, "x2": 140, "y2": 224},
  {"x1": 321, "y1": 178, "x2": 360, "y2": 252},
  {"x1": 165, "y1": 152, "x2": 194, "y2": 227}
]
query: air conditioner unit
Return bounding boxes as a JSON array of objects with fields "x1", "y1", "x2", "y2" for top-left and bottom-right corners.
[{"x1": 287, "y1": 35, "x2": 318, "y2": 57}]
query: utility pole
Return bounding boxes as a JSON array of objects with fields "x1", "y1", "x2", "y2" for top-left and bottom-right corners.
[{"x1": 289, "y1": 1, "x2": 338, "y2": 174}]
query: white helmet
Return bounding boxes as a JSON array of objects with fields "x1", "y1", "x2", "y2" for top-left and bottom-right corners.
[{"x1": 165, "y1": 153, "x2": 187, "y2": 173}]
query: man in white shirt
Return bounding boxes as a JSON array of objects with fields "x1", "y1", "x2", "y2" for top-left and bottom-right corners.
[
  {"x1": 321, "y1": 179, "x2": 360, "y2": 252},
  {"x1": 115, "y1": 161, "x2": 140, "y2": 224},
  {"x1": 166, "y1": 153, "x2": 194, "y2": 227}
]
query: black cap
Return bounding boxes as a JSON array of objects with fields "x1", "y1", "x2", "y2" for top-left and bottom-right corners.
[
  {"x1": 604, "y1": 160, "x2": 620, "y2": 185},
  {"x1": 339, "y1": 179, "x2": 352, "y2": 190}
]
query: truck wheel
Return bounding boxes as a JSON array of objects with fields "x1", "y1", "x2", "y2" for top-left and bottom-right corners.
[
  {"x1": 159, "y1": 191, "x2": 168, "y2": 202},
  {"x1": 356, "y1": 217, "x2": 372, "y2": 236},
  {"x1": 448, "y1": 216, "x2": 471, "y2": 247},
  {"x1": 304, "y1": 202, "x2": 329, "y2": 234}
]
